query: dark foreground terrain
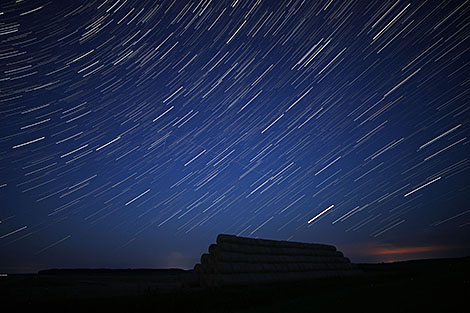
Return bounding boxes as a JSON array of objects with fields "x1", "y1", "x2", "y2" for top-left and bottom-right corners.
[{"x1": 1, "y1": 257, "x2": 469, "y2": 313}]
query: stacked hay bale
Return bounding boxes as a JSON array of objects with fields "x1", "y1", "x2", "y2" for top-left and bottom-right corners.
[{"x1": 194, "y1": 234, "x2": 362, "y2": 287}]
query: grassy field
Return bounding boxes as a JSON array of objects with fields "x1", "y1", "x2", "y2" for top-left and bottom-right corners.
[{"x1": 1, "y1": 257, "x2": 468, "y2": 312}]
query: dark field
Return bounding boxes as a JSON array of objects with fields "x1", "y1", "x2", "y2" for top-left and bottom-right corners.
[{"x1": 1, "y1": 257, "x2": 469, "y2": 313}]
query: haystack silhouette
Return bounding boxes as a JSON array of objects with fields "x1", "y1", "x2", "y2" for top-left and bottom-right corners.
[{"x1": 192, "y1": 234, "x2": 362, "y2": 287}]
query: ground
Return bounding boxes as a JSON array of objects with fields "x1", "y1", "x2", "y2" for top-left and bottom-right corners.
[{"x1": 1, "y1": 257, "x2": 468, "y2": 312}]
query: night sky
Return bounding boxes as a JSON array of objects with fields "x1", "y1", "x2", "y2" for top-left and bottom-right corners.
[{"x1": 1, "y1": 0, "x2": 469, "y2": 273}]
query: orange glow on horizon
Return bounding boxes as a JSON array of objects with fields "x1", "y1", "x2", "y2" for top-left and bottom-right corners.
[{"x1": 369, "y1": 245, "x2": 448, "y2": 256}]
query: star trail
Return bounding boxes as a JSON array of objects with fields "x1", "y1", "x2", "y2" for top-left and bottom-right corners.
[{"x1": 0, "y1": 0, "x2": 469, "y2": 272}]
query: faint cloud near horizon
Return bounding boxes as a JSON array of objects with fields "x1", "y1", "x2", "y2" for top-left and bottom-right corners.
[
  {"x1": 342, "y1": 242, "x2": 462, "y2": 263},
  {"x1": 369, "y1": 244, "x2": 450, "y2": 256},
  {"x1": 165, "y1": 251, "x2": 194, "y2": 269}
]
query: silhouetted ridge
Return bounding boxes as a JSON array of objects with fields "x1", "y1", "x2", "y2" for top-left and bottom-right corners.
[{"x1": 38, "y1": 268, "x2": 185, "y2": 275}]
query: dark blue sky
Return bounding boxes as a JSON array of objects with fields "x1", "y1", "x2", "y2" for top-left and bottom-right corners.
[{"x1": 1, "y1": 0, "x2": 469, "y2": 273}]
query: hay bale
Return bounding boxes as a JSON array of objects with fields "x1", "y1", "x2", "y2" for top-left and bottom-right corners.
[
  {"x1": 303, "y1": 263, "x2": 329, "y2": 271},
  {"x1": 212, "y1": 251, "x2": 350, "y2": 264},
  {"x1": 326, "y1": 263, "x2": 354, "y2": 270},
  {"x1": 211, "y1": 261, "x2": 357, "y2": 274},
  {"x1": 217, "y1": 234, "x2": 336, "y2": 251},
  {"x1": 208, "y1": 243, "x2": 219, "y2": 255},
  {"x1": 201, "y1": 263, "x2": 214, "y2": 274},
  {"x1": 196, "y1": 234, "x2": 362, "y2": 287},
  {"x1": 215, "y1": 262, "x2": 234, "y2": 273},
  {"x1": 201, "y1": 253, "x2": 211, "y2": 265},
  {"x1": 211, "y1": 270, "x2": 351, "y2": 286},
  {"x1": 213, "y1": 241, "x2": 343, "y2": 257}
]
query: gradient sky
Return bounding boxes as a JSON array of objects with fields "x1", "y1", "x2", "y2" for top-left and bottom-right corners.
[{"x1": 1, "y1": 0, "x2": 469, "y2": 273}]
